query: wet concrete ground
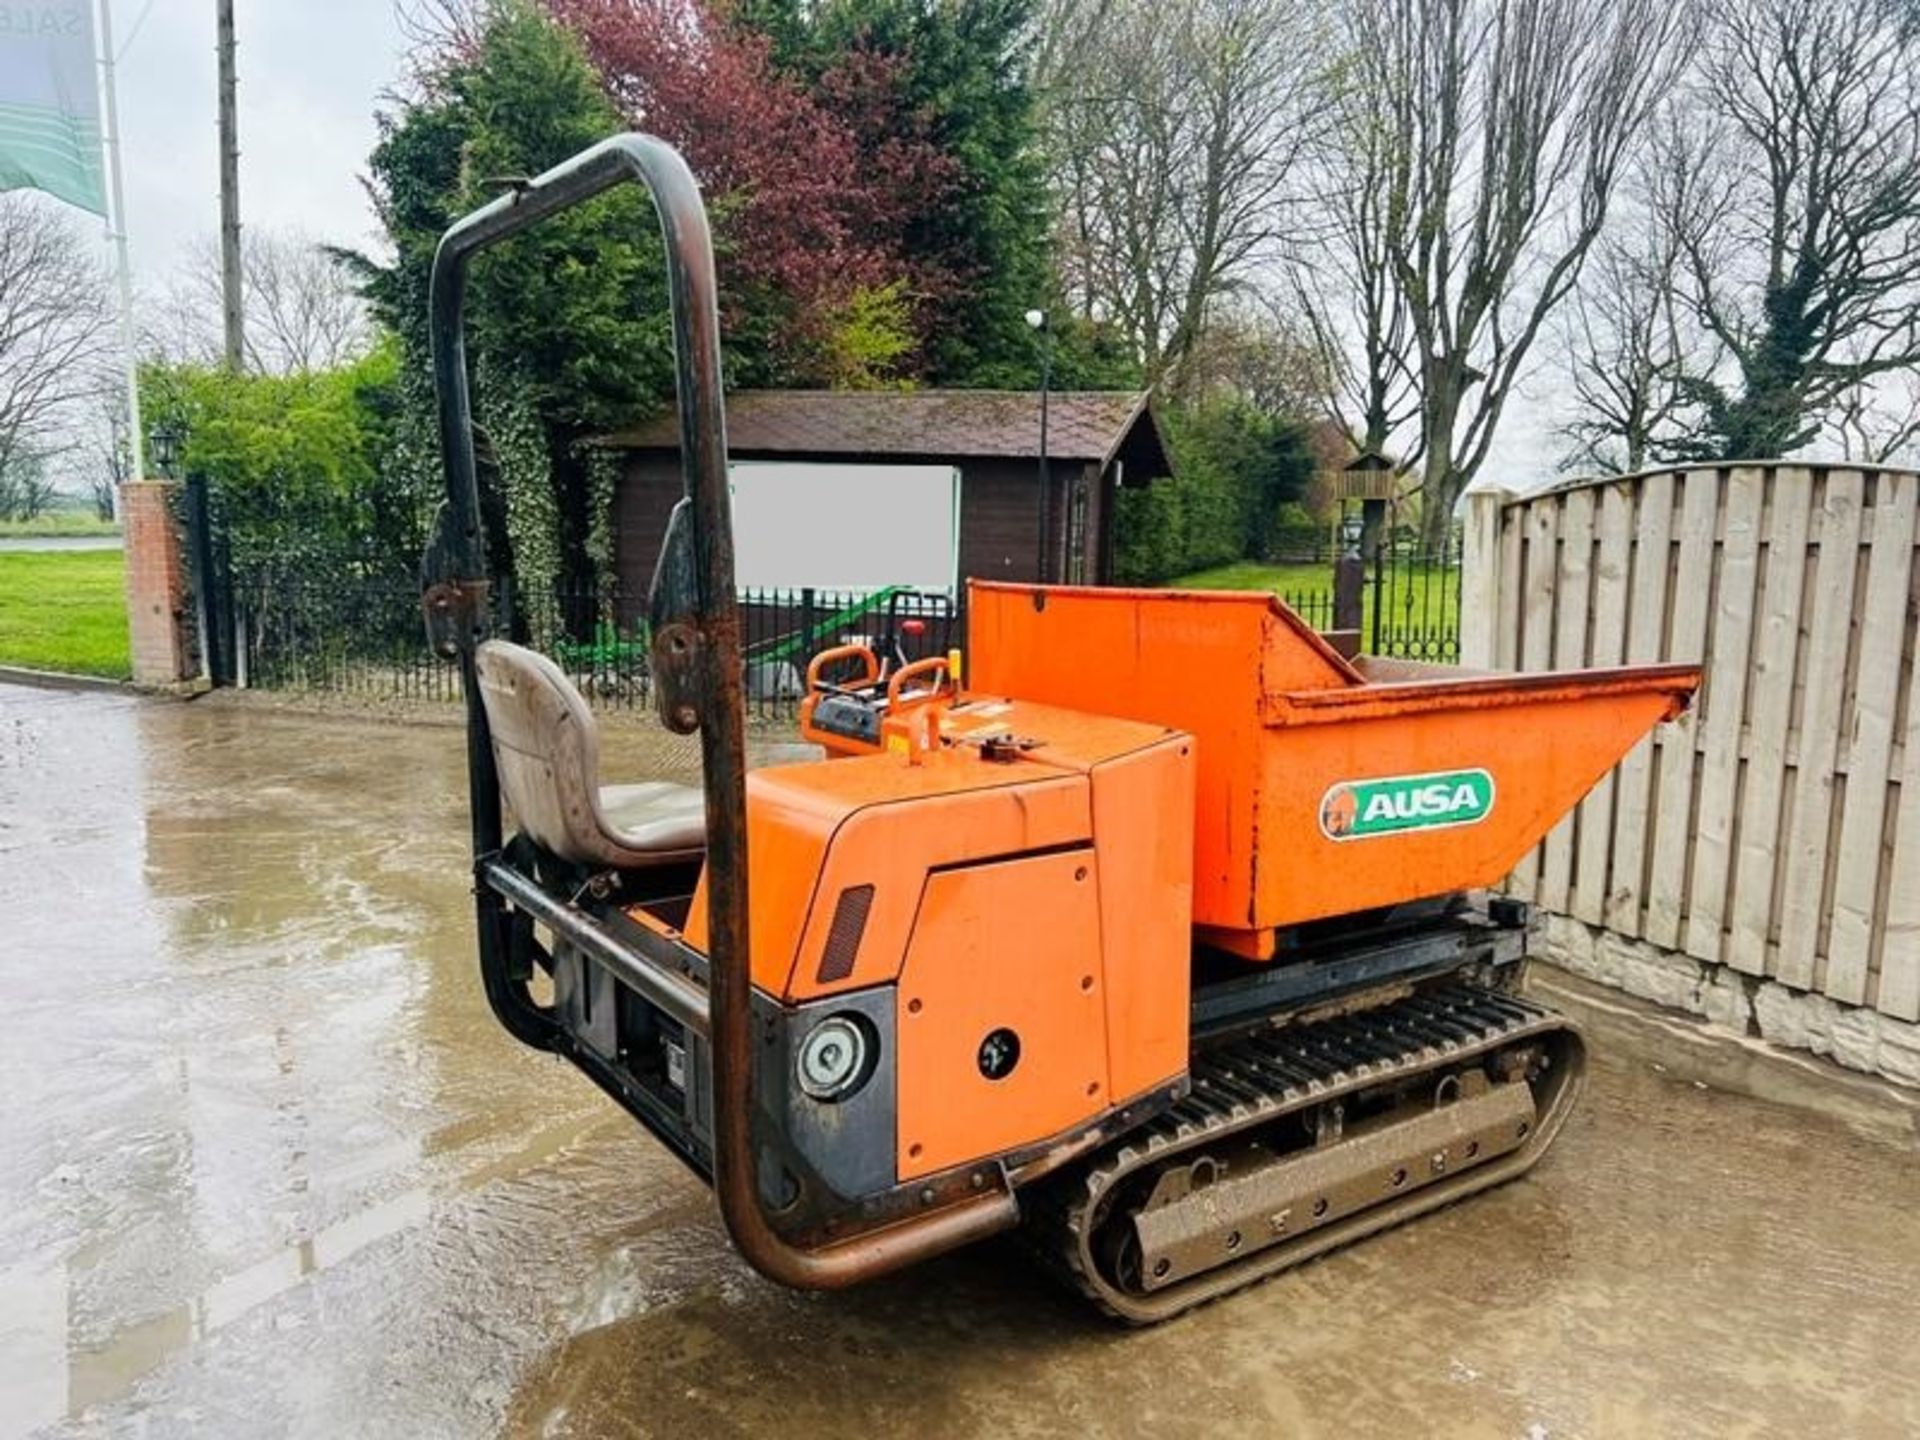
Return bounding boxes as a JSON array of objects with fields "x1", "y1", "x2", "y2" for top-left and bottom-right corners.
[{"x1": 3, "y1": 682, "x2": 1917, "y2": 1440}]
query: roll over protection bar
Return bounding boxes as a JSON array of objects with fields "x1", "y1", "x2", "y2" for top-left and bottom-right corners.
[{"x1": 423, "y1": 134, "x2": 1015, "y2": 1288}]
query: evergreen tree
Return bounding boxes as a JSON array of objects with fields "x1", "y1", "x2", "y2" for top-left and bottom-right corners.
[{"x1": 359, "y1": 2, "x2": 675, "y2": 599}]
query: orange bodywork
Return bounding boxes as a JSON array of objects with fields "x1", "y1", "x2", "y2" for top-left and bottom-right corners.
[
  {"x1": 970, "y1": 582, "x2": 1699, "y2": 958},
  {"x1": 895, "y1": 848, "x2": 1107, "y2": 1178},
  {"x1": 678, "y1": 700, "x2": 1196, "y2": 1180},
  {"x1": 685, "y1": 744, "x2": 1091, "y2": 997},
  {"x1": 654, "y1": 580, "x2": 1694, "y2": 1188}
]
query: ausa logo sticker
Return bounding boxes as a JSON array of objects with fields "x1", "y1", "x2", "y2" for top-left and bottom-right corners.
[{"x1": 1319, "y1": 768, "x2": 1495, "y2": 841}]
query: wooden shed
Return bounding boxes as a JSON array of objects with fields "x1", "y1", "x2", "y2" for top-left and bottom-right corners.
[{"x1": 601, "y1": 389, "x2": 1171, "y2": 596}]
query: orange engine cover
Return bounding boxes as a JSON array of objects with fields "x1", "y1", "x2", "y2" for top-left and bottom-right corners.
[
  {"x1": 895, "y1": 848, "x2": 1106, "y2": 1178},
  {"x1": 681, "y1": 701, "x2": 1195, "y2": 1180}
]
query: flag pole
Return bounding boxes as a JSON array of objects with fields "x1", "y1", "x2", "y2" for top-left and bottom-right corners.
[{"x1": 97, "y1": 0, "x2": 144, "y2": 500}]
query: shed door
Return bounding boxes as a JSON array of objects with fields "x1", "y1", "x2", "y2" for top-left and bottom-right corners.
[{"x1": 730, "y1": 461, "x2": 960, "y2": 594}]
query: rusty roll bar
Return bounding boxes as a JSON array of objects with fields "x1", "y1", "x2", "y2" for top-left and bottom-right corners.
[{"x1": 425, "y1": 134, "x2": 1015, "y2": 1289}]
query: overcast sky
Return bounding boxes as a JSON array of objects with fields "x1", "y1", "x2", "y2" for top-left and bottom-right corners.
[
  {"x1": 111, "y1": 0, "x2": 406, "y2": 290},
  {"x1": 90, "y1": 0, "x2": 1564, "y2": 491}
]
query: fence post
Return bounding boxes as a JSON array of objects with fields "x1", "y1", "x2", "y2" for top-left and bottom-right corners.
[
  {"x1": 1368, "y1": 534, "x2": 1387, "y2": 654},
  {"x1": 1333, "y1": 541, "x2": 1365, "y2": 635},
  {"x1": 1460, "y1": 486, "x2": 1509, "y2": 669}
]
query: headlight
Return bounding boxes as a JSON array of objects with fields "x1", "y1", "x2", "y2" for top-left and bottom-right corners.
[{"x1": 796, "y1": 1013, "x2": 873, "y2": 1102}]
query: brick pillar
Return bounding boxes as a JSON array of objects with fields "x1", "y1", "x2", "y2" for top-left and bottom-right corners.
[{"x1": 119, "y1": 480, "x2": 196, "y2": 688}]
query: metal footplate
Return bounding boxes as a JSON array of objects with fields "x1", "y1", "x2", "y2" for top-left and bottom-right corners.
[{"x1": 1036, "y1": 982, "x2": 1586, "y2": 1323}]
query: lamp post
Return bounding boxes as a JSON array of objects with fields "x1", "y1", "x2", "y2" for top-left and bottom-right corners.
[
  {"x1": 148, "y1": 423, "x2": 182, "y2": 481},
  {"x1": 1333, "y1": 510, "x2": 1366, "y2": 637},
  {"x1": 1339, "y1": 450, "x2": 1397, "y2": 654},
  {"x1": 1026, "y1": 308, "x2": 1052, "y2": 580}
]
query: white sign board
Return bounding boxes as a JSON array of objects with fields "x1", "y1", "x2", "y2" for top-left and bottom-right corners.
[{"x1": 729, "y1": 461, "x2": 959, "y2": 594}]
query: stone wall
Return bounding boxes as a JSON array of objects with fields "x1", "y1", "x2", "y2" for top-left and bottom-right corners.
[{"x1": 1539, "y1": 912, "x2": 1920, "y2": 1088}]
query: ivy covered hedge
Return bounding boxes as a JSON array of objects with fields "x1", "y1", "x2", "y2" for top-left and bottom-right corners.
[{"x1": 1112, "y1": 397, "x2": 1319, "y2": 584}]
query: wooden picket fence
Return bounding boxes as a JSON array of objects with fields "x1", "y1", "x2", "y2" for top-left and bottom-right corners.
[{"x1": 1461, "y1": 464, "x2": 1920, "y2": 1022}]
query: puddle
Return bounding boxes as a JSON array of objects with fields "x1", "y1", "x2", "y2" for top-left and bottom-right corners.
[{"x1": 3, "y1": 683, "x2": 1918, "y2": 1439}]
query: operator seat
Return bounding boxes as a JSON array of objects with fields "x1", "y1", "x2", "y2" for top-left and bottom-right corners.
[{"x1": 474, "y1": 640, "x2": 707, "y2": 869}]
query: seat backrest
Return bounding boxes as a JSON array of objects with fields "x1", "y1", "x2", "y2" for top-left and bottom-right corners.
[{"x1": 474, "y1": 640, "x2": 621, "y2": 867}]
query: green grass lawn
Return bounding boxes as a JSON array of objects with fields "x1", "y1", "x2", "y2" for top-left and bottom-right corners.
[
  {"x1": 1173, "y1": 559, "x2": 1342, "y2": 597},
  {"x1": 0, "y1": 550, "x2": 130, "y2": 678},
  {"x1": 0, "y1": 512, "x2": 121, "y2": 539},
  {"x1": 1171, "y1": 559, "x2": 1461, "y2": 640}
]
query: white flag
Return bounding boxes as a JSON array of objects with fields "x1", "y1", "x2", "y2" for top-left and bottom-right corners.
[{"x1": 0, "y1": 4, "x2": 105, "y2": 216}]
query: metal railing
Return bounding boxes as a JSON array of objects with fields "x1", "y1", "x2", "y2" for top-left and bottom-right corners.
[
  {"x1": 226, "y1": 532, "x2": 1458, "y2": 709},
  {"x1": 1369, "y1": 533, "x2": 1463, "y2": 662},
  {"x1": 236, "y1": 574, "x2": 963, "y2": 717},
  {"x1": 1263, "y1": 535, "x2": 1463, "y2": 662}
]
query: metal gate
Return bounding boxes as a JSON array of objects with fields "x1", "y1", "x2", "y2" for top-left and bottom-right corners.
[
  {"x1": 180, "y1": 475, "x2": 239, "y2": 686},
  {"x1": 1367, "y1": 531, "x2": 1462, "y2": 662}
]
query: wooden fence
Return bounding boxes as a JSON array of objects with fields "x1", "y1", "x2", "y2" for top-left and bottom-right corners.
[{"x1": 1462, "y1": 464, "x2": 1920, "y2": 1023}]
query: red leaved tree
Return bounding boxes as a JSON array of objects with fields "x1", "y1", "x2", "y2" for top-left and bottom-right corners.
[
  {"x1": 811, "y1": 42, "x2": 966, "y2": 340},
  {"x1": 547, "y1": 0, "x2": 898, "y2": 379}
]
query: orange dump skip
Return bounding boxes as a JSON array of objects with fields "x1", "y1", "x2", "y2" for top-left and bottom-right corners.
[{"x1": 968, "y1": 583, "x2": 1700, "y2": 957}]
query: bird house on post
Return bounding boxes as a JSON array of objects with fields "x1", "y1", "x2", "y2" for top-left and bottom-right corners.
[
  {"x1": 1337, "y1": 449, "x2": 1397, "y2": 502},
  {"x1": 1338, "y1": 449, "x2": 1398, "y2": 563}
]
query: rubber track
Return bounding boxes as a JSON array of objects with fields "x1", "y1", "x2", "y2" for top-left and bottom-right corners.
[{"x1": 1029, "y1": 982, "x2": 1583, "y2": 1323}]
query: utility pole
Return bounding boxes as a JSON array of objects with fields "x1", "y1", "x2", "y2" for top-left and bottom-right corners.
[{"x1": 216, "y1": 0, "x2": 244, "y2": 372}]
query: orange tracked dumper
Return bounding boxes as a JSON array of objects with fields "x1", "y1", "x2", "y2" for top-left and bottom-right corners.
[{"x1": 423, "y1": 136, "x2": 1699, "y2": 1321}]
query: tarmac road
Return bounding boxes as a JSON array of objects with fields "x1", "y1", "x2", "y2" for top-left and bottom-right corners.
[
  {"x1": 0, "y1": 537, "x2": 122, "y2": 552},
  {"x1": 2, "y1": 682, "x2": 1917, "y2": 1439}
]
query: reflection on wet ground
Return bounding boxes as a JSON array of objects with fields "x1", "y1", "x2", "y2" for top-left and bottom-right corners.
[{"x1": 1, "y1": 683, "x2": 1916, "y2": 1439}]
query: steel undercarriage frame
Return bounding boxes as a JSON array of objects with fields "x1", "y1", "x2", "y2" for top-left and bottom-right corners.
[
  {"x1": 1037, "y1": 982, "x2": 1583, "y2": 1323},
  {"x1": 479, "y1": 845, "x2": 1192, "y2": 1241},
  {"x1": 482, "y1": 844, "x2": 1546, "y2": 1265}
]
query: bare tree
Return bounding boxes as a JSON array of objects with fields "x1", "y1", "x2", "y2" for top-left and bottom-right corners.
[
  {"x1": 140, "y1": 271, "x2": 223, "y2": 368},
  {"x1": 1831, "y1": 359, "x2": 1920, "y2": 465},
  {"x1": 392, "y1": 0, "x2": 490, "y2": 97},
  {"x1": 1041, "y1": 0, "x2": 1334, "y2": 389},
  {"x1": 1557, "y1": 176, "x2": 1705, "y2": 473},
  {"x1": 0, "y1": 194, "x2": 115, "y2": 482},
  {"x1": 1176, "y1": 296, "x2": 1334, "y2": 419},
  {"x1": 394, "y1": 0, "x2": 488, "y2": 59},
  {"x1": 1351, "y1": 0, "x2": 1691, "y2": 539},
  {"x1": 1661, "y1": 0, "x2": 1920, "y2": 459},
  {"x1": 150, "y1": 228, "x2": 373, "y2": 374},
  {"x1": 0, "y1": 451, "x2": 59, "y2": 521},
  {"x1": 242, "y1": 231, "x2": 375, "y2": 372},
  {"x1": 1292, "y1": 93, "x2": 1422, "y2": 458},
  {"x1": 83, "y1": 390, "x2": 132, "y2": 520}
]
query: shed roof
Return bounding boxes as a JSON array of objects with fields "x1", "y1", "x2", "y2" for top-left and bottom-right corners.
[{"x1": 602, "y1": 389, "x2": 1171, "y2": 481}]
